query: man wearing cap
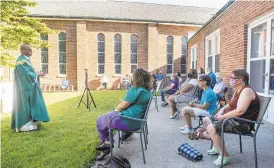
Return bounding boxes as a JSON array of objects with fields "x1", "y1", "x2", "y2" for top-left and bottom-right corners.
[{"x1": 180, "y1": 75, "x2": 217, "y2": 134}]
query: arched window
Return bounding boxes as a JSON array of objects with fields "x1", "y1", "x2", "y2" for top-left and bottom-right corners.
[
  {"x1": 166, "y1": 36, "x2": 173, "y2": 74},
  {"x1": 97, "y1": 33, "x2": 105, "y2": 74},
  {"x1": 181, "y1": 37, "x2": 187, "y2": 74},
  {"x1": 40, "y1": 34, "x2": 48, "y2": 74},
  {"x1": 114, "y1": 34, "x2": 122, "y2": 74},
  {"x1": 130, "y1": 34, "x2": 138, "y2": 73},
  {"x1": 58, "y1": 32, "x2": 66, "y2": 75}
]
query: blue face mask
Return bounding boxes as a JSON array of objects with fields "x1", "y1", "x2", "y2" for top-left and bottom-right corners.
[{"x1": 216, "y1": 78, "x2": 221, "y2": 83}]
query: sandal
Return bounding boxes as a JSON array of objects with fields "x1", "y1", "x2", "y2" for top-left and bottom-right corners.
[
  {"x1": 96, "y1": 149, "x2": 110, "y2": 161},
  {"x1": 207, "y1": 146, "x2": 219, "y2": 155},
  {"x1": 213, "y1": 155, "x2": 231, "y2": 167},
  {"x1": 197, "y1": 129, "x2": 211, "y2": 140}
]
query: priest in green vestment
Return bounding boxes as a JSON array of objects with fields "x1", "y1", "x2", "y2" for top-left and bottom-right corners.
[{"x1": 11, "y1": 44, "x2": 50, "y2": 132}]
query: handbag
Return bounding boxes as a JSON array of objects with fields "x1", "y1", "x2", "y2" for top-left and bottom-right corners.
[
  {"x1": 178, "y1": 143, "x2": 203, "y2": 161},
  {"x1": 97, "y1": 156, "x2": 131, "y2": 168}
]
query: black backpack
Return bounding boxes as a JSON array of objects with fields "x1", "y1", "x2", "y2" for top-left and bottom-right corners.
[{"x1": 97, "y1": 156, "x2": 131, "y2": 168}]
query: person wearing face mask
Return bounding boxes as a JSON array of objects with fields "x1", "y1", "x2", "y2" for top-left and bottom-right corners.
[
  {"x1": 167, "y1": 69, "x2": 198, "y2": 119},
  {"x1": 206, "y1": 67, "x2": 217, "y2": 89},
  {"x1": 206, "y1": 69, "x2": 260, "y2": 166},
  {"x1": 213, "y1": 73, "x2": 226, "y2": 101},
  {"x1": 160, "y1": 73, "x2": 179, "y2": 107}
]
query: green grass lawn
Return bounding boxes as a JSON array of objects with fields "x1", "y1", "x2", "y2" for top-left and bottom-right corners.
[{"x1": 1, "y1": 90, "x2": 126, "y2": 168}]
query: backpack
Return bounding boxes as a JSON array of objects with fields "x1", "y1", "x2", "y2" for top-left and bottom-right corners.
[
  {"x1": 97, "y1": 156, "x2": 131, "y2": 168},
  {"x1": 178, "y1": 143, "x2": 203, "y2": 161}
]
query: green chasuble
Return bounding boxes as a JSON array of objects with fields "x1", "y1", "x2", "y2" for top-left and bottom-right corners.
[{"x1": 11, "y1": 55, "x2": 50, "y2": 129}]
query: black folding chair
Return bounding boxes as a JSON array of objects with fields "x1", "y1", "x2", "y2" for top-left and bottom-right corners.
[
  {"x1": 211, "y1": 95, "x2": 271, "y2": 168},
  {"x1": 217, "y1": 87, "x2": 228, "y2": 108},
  {"x1": 108, "y1": 90, "x2": 154, "y2": 164}
]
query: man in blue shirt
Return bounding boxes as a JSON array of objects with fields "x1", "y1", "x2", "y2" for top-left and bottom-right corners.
[
  {"x1": 180, "y1": 75, "x2": 217, "y2": 134},
  {"x1": 156, "y1": 71, "x2": 164, "y2": 80},
  {"x1": 207, "y1": 67, "x2": 217, "y2": 89}
]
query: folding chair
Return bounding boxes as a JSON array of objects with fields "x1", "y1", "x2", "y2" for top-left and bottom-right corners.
[
  {"x1": 109, "y1": 90, "x2": 154, "y2": 164},
  {"x1": 59, "y1": 79, "x2": 70, "y2": 91},
  {"x1": 211, "y1": 95, "x2": 271, "y2": 168},
  {"x1": 175, "y1": 86, "x2": 200, "y2": 119},
  {"x1": 217, "y1": 87, "x2": 228, "y2": 108}
]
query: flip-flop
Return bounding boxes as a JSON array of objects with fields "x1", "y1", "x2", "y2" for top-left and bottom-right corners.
[{"x1": 207, "y1": 147, "x2": 219, "y2": 155}]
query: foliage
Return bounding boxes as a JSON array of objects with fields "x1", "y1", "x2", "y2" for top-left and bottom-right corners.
[{"x1": 0, "y1": 0, "x2": 54, "y2": 67}]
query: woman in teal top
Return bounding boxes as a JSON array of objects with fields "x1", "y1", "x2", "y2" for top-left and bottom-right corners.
[{"x1": 95, "y1": 68, "x2": 152, "y2": 160}]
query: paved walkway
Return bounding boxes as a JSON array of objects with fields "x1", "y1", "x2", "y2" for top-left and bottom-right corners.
[{"x1": 93, "y1": 97, "x2": 274, "y2": 168}]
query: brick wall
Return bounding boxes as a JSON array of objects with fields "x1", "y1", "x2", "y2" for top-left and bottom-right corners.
[
  {"x1": 31, "y1": 20, "x2": 77, "y2": 88},
  {"x1": 188, "y1": 1, "x2": 274, "y2": 98},
  {"x1": 85, "y1": 21, "x2": 148, "y2": 89},
  {"x1": 26, "y1": 20, "x2": 200, "y2": 90},
  {"x1": 157, "y1": 25, "x2": 199, "y2": 74}
]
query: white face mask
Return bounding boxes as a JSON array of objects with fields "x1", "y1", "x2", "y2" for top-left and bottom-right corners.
[{"x1": 216, "y1": 78, "x2": 221, "y2": 83}]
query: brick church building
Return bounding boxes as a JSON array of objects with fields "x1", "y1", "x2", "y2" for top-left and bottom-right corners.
[
  {"x1": 187, "y1": 1, "x2": 274, "y2": 124},
  {"x1": 2, "y1": 1, "x2": 217, "y2": 90}
]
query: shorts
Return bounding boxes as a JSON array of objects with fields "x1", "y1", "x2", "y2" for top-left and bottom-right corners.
[
  {"x1": 192, "y1": 107, "x2": 210, "y2": 117},
  {"x1": 213, "y1": 119, "x2": 251, "y2": 135},
  {"x1": 173, "y1": 94, "x2": 195, "y2": 104}
]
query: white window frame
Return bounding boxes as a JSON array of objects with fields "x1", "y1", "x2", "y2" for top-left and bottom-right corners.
[
  {"x1": 190, "y1": 44, "x2": 198, "y2": 69},
  {"x1": 130, "y1": 34, "x2": 138, "y2": 74},
  {"x1": 40, "y1": 34, "x2": 49, "y2": 76},
  {"x1": 58, "y1": 32, "x2": 67, "y2": 77},
  {"x1": 247, "y1": 10, "x2": 274, "y2": 98},
  {"x1": 205, "y1": 29, "x2": 220, "y2": 73},
  {"x1": 166, "y1": 36, "x2": 174, "y2": 75},
  {"x1": 97, "y1": 33, "x2": 105, "y2": 76}
]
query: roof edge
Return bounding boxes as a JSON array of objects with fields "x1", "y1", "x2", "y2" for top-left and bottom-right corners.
[
  {"x1": 188, "y1": 0, "x2": 235, "y2": 42},
  {"x1": 29, "y1": 15, "x2": 205, "y2": 26}
]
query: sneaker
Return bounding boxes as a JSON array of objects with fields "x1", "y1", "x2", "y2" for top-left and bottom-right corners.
[
  {"x1": 180, "y1": 125, "x2": 188, "y2": 130},
  {"x1": 121, "y1": 132, "x2": 134, "y2": 142},
  {"x1": 161, "y1": 102, "x2": 168, "y2": 107},
  {"x1": 180, "y1": 128, "x2": 193, "y2": 134},
  {"x1": 168, "y1": 111, "x2": 180, "y2": 119}
]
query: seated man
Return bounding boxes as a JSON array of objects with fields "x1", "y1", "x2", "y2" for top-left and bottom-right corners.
[
  {"x1": 167, "y1": 69, "x2": 198, "y2": 119},
  {"x1": 213, "y1": 73, "x2": 226, "y2": 101},
  {"x1": 160, "y1": 74, "x2": 179, "y2": 107},
  {"x1": 206, "y1": 69, "x2": 260, "y2": 166},
  {"x1": 180, "y1": 75, "x2": 217, "y2": 134},
  {"x1": 156, "y1": 71, "x2": 164, "y2": 81}
]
